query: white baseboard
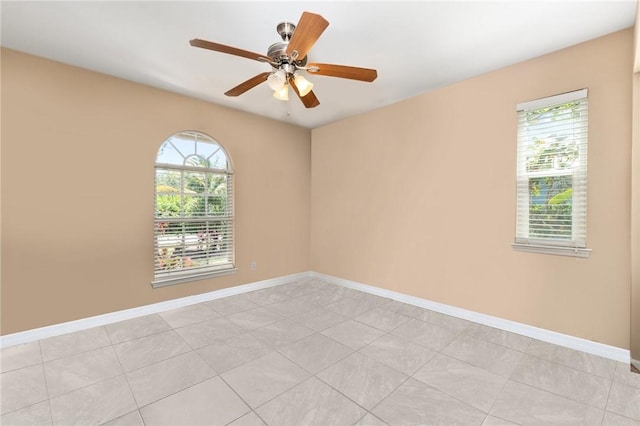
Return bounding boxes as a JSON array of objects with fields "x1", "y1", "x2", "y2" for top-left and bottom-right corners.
[
  {"x1": 1, "y1": 270, "x2": 631, "y2": 365},
  {"x1": 312, "y1": 271, "x2": 631, "y2": 364},
  {"x1": 0, "y1": 271, "x2": 311, "y2": 349},
  {"x1": 632, "y1": 359, "x2": 640, "y2": 371}
]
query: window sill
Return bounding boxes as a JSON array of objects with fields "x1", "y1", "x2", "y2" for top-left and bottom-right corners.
[
  {"x1": 511, "y1": 243, "x2": 591, "y2": 258},
  {"x1": 152, "y1": 267, "x2": 237, "y2": 288}
]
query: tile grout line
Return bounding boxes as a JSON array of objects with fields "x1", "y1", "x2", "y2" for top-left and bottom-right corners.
[
  {"x1": 521, "y1": 342, "x2": 619, "y2": 381},
  {"x1": 602, "y1": 363, "x2": 640, "y2": 424},
  {"x1": 505, "y1": 356, "x2": 614, "y2": 411},
  {"x1": 407, "y1": 317, "x2": 500, "y2": 418},
  {"x1": 105, "y1": 328, "x2": 144, "y2": 425},
  {"x1": 480, "y1": 337, "x2": 535, "y2": 424},
  {"x1": 220, "y1": 363, "x2": 312, "y2": 424},
  {"x1": 239, "y1": 307, "x2": 401, "y2": 423},
  {"x1": 484, "y1": 375, "x2": 516, "y2": 423},
  {"x1": 38, "y1": 340, "x2": 55, "y2": 425},
  {"x1": 407, "y1": 361, "x2": 502, "y2": 418},
  {"x1": 274, "y1": 332, "x2": 353, "y2": 375},
  {"x1": 0, "y1": 340, "x2": 52, "y2": 420},
  {"x1": 506, "y1": 375, "x2": 609, "y2": 413},
  {"x1": 217, "y1": 372, "x2": 267, "y2": 426},
  {"x1": 39, "y1": 328, "x2": 114, "y2": 364},
  {"x1": 361, "y1": 371, "x2": 414, "y2": 420},
  {"x1": 600, "y1": 365, "x2": 617, "y2": 426},
  {"x1": 126, "y1": 324, "x2": 194, "y2": 387},
  {"x1": 313, "y1": 369, "x2": 389, "y2": 419},
  {"x1": 131, "y1": 354, "x2": 219, "y2": 413}
]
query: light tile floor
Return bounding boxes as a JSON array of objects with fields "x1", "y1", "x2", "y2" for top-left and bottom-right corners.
[{"x1": 1, "y1": 278, "x2": 639, "y2": 426}]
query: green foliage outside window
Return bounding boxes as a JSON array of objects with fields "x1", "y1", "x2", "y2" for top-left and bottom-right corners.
[
  {"x1": 155, "y1": 154, "x2": 230, "y2": 271},
  {"x1": 524, "y1": 102, "x2": 580, "y2": 240}
]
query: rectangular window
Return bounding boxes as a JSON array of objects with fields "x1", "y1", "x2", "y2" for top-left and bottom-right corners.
[
  {"x1": 512, "y1": 89, "x2": 591, "y2": 257},
  {"x1": 154, "y1": 167, "x2": 235, "y2": 285}
]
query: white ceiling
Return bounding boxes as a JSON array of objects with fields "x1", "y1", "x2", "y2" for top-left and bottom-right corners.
[{"x1": 1, "y1": 1, "x2": 637, "y2": 129}]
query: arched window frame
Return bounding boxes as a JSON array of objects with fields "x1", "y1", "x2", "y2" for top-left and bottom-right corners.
[{"x1": 152, "y1": 131, "x2": 235, "y2": 287}]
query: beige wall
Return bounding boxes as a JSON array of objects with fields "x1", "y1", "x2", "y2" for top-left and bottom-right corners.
[
  {"x1": 635, "y1": 1, "x2": 640, "y2": 74},
  {"x1": 0, "y1": 49, "x2": 3, "y2": 330},
  {"x1": 632, "y1": 72, "x2": 639, "y2": 360},
  {"x1": 631, "y1": 0, "x2": 640, "y2": 362},
  {"x1": 1, "y1": 48, "x2": 311, "y2": 335},
  {"x1": 311, "y1": 29, "x2": 633, "y2": 349},
  {"x1": 1, "y1": 28, "x2": 635, "y2": 351}
]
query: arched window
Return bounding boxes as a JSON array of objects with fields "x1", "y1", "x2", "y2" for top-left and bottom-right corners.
[{"x1": 153, "y1": 131, "x2": 235, "y2": 287}]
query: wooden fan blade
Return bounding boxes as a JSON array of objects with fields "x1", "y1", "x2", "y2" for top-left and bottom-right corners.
[
  {"x1": 225, "y1": 72, "x2": 270, "y2": 97},
  {"x1": 290, "y1": 77, "x2": 320, "y2": 108},
  {"x1": 190, "y1": 38, "x2": 266, "y2": 62},
  {"x1": 286, "y1": 12, "x2": 329, "y2": 60},
  {"x1": 307, "y1": 63, "x2": 378, "y2": 82}
]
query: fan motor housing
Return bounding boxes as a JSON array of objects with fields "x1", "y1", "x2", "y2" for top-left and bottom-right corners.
[{"x1": 267, "y1": 42, "x2": 307, "y2": 67}]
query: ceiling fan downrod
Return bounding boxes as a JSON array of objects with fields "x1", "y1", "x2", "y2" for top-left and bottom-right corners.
[{"x1": 276, "y1": 22, "x2": 296, "y2": 41}]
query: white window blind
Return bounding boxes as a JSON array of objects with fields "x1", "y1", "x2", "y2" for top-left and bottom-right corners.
[
  {"x1": 513, "y1": 89, "x2": 590, "y2": 257},
  {"x1": 153, "y1": 131, "x2": 235, "y2": 287}
]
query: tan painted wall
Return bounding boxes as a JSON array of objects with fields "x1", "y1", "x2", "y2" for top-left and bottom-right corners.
[
  {"x1": 0, "y1": 48, "x2": 3, "y2": 329},
  {"x1": 1, "y1": 48, "x2": 311, "y2": 335},
  {"x1": 631, "y1": 0, "x2": 640, "y2": 361},
  {"x1": 635, "y1": 1, "x2": 640, "y2": 74},
  {"x1": 632, "y1": 72, "x2": 639, "y2": 360},
  {"x1": 311, "y1": 29, "x2": 633, "y2": 349}
]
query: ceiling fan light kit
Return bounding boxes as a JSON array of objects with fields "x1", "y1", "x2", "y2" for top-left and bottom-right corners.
[{"x1": 189, "y1": 11, "x2": 378, "y2": 109}]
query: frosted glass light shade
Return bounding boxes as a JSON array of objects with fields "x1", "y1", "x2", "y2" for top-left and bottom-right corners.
[
  {"x1": 267, "y1": 70, "x2": 286, "y2": 91},
  {"x1": 294, "y1": 74, "x2": 313, "y2": 96},
  {"x1": 273, "y1": 85, "x2": 289, "y2": 101}
]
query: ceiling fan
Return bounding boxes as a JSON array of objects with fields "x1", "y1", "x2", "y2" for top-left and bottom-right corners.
[{"x1": 189, "y1": 11, "x2": 378, "y2": 108}]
